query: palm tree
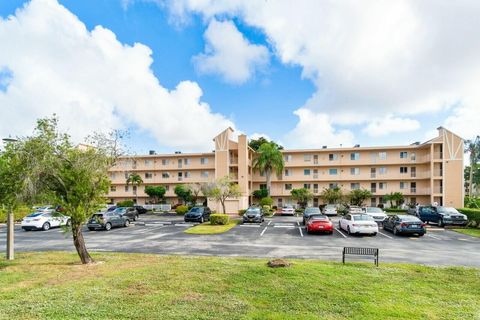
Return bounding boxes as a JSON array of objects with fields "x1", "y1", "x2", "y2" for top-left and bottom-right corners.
[
  {"x1": 126, "y1": 173, "x2": 143, "y2": 204},
  {"x1": 252, "y1": 142, "x2": 284, "y2": 196},
  {"x1": 465, "y1": 136, "x2": 480, "y2": 197}
]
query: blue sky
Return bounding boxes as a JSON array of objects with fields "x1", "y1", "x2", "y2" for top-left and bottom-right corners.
[{"x1": 1, "y1": 1, "x2": 478, "y2": 154}]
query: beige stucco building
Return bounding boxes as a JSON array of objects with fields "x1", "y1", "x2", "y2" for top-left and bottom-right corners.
[{"x1": 107, "y1": 126, "x2": 464, "y2": 211}]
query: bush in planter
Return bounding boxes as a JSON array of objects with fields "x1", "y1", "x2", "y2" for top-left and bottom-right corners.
[
  {"x1": 117, "y1": 200, "x2": 134, "y2": 207},
  {"x1": 259, "y1": 197, "x2": 273, "y2": 207},
  {"x1": 457, "y1": 208, "x2": 480, "y2": 226},
  {"x1": 210, "y1": 214, "x2": 230, "y2": 225},
  {"x1": 175, "y1": 205, "x2": 189, "y2": 215}
]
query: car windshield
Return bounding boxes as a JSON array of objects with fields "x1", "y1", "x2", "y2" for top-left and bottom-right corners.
[
  {"x1": 284, "y1": 205, "x2": 293, "y2": 209},
  {"x1": 114, "y1": 208, "x2": 126, "y2": 213},
  {"x1": 436, "y1": 207, "x2": 459, "y2": 214},
  {"x1": 189, "y1": 207, "x2": 203, "y2": 213},
  {"x1": 420, "y1": 207, "x2": 435, "y2": 214},
  {"x1": 365, "y1": 207, "x2": 383, "y2": 213},
  {"x1": 352, "y1": 215, "x2": 374, "y2": 221},
  {"x1": 91, "y1": 214, "x2": 104, "y2": 218},
  {"x1": 27, "y1": 213, "x2": 43, "y2": 218},
  {"x1": 246, "y1": 208, "x2": 260, "y2": 214},
  {"x1": 398, "y1": 215, "x2": 421, "y2": 222},
  {"x1": 305, "y1": 208, "x2": 320, "y2": 213}
]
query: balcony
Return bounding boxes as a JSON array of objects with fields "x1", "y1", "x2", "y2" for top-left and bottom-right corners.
[
  {"x1": 433, "y1": 152, "x2": 443, "y2": 160},
  {"x1": 434, "y1": 169, "x2": 443, "y2": 177},
  {"x1": 434, "y1": 186, "x2": 443, "y2": 194},
  {"x1": 371, "y1": 173, "x2": 376, "y2": 178},
  {"x1": 371, "y1": 188, "x2": 376, "y2": 193}
]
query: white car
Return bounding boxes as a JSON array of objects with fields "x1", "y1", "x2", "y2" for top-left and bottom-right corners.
[
  {"x1": 21, "y1": 212, "x2": 71, "y2": 231},
  {"x1": 323, "y1": 204, "x2": 338, "y2": 216},
  {"x1": 339, "y1": 214, "x2": 379, "y2": 235},
  {"x1": 281, "y1": 205, "x2": 295, "y2": 215},
  {"x1": 348, "y1": 206, "x2": 363, "y2": 214},
  {"x1": 362, "y1": 207, "x2": 388, "y2": 223},
  {"x1": 33, "y1": 206, "x2": 56, "y2": 213}
]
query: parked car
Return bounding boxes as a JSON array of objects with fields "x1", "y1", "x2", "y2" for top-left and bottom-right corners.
[
  {"x1": 107, "y1": 205, "x2": 117, "y2": 212},
  {"x1": 383, "y1": 215, "x2": 426, "y2": 236},
  {"x1": 306, "y1": 215, "x2": 333, "y2": 234},
  {"x1": 348, "y1": 206, "x2": 363, "y2": 214},
  {"x1": 21, "y1": 212, "x2": 71, "y2": 231},
  {"x1": 134, "y1": 205, "x2": 148, "y2": 214},
  {"x1": 87, "y1": 211, "x2": 130, "y2": 231},
  {"x1": 113, "y1": 207, "x2": 139, "y2": 221},
  {"x1": 303, "y1": 207, "x2": 321, "y2": 225},
  {"x1": 281, "y1": 205, "x2": 295, "y2": 216},
  {"x1": 184, "y1": 206, "x2": 212, "y2": 223},
  {"x1": 339, "y1": 214, "x2": 378, "y2": 236},
  {"x1": 362, "y1": 207, "x2": 388, "y2": 223},
  {"x1": 413, "y1": 206, "x2": 468, "y2": 227},
  {"x1": 33, "y1": 206, "x2": 56, "y2": 213},
  {"x1": 322, "y1": 204, "x2": 338, "y2": 216},
  {"x1": 243, "y1": 207, "x2": 265, "y2": 223}
]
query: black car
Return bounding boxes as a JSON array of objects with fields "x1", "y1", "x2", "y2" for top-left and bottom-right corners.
[
  {"x1": 184, "y1": 206, "x2": 212, "y2": 223},
  {"x1": 302, "y1": 207, "x2": 321, "y2": 225},
  {"x1": 409, "y1": 206, "x2": 468, "y2": 227},
  {"x1": 113, "y1": 207, "x2": 139, "y2": 221},
  {"x1": 87, "y1": 212, "x2": 130, "y2": 231},
  {"x1": 383, "y1": 215, "x2": 426, "y2": 236},
  {"x1": 134, "y1": 205, "x2": 148, "y2": 214},
  {"x1": 243, "y1": 207, "x2": 265, "y2": 223}
]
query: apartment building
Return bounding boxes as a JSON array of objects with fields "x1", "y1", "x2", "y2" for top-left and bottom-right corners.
[{"x1": 107, "y1": 126, "x2": 464, "y2": 211}]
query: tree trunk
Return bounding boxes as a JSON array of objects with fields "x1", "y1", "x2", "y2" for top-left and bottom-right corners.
[
  {"x1": 469, "y1": 156, "x2": 474, "y2": 197},
  {"x1": 72, "y1": 224, "x2": 94, "y2": 264},
  {"x1": 266, "y1": 169, "x2": 272, "y2": 196},
  {"x1": 220, "y1": 199, "x2": 226, "y2": 214}
]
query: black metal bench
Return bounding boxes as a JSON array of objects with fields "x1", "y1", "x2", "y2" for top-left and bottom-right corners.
[{"x1": 343, "y1": 247, "x2": 379, "y2": 266}]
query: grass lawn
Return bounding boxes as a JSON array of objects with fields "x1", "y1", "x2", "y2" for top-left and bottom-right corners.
[
  {"x1": 184, "y1": 220, "x2": 240, "y2": 234},
  {"x1": 0, "y1": 252, "x2": 479, "y2": 319},
  {"x1": 452, "y1": 228, "x2": 480, "y2": 238}
]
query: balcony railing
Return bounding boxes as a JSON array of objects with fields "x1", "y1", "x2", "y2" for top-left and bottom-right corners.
[
  {"x1": 434, "y1": 186, "x2": 443, "y2": 193},
  {"x1": 371, "y1": 173, "x2": 376, "y2": 178},
  {"x1": 434, "y1": 152, "x2": 443, "y2": 160},
  {"x1": 434, "y1": 169, "x2": 443, "y2": 177},
  {"x1": 371, "y1": 188, "x2": 376, "y2": 193}
]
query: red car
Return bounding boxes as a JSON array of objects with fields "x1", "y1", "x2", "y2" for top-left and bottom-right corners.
[{"x1": 306, "y1": 215, "x2": 333, "y2": 234}]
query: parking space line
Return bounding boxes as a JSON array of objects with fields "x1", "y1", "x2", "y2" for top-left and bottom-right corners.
[
  {"x1": 239, "y1": 224, "x2": 261, "y2": 227},
  {"x1": 378, "y1": 231, "x2": 393, "y2": 239},
  {"x1": 267, "y1": 221, "x2": 272, "y2": 226},
  {"x1": 335, "y1": 227, "x2": 347, "y2": 238},
  {"x1": 427, "y1": 234, "x2": 442, "y2": 240},
  {"x1": 260, "y1": 226, "x2": 268, "y2": 236},
  {"x1": 298, "y1": 227, "x2": 304, "y2": 237}
]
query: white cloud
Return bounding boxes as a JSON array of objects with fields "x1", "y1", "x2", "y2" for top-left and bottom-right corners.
[
  {"x1": 0, "y1": 0, "x2": 234, "y2": 152},
  {"x1": 363, "y1": 115, "x2": 420, "y2": 137},
  {"x1": 284, "y1": 109, "x2": 354, "y2": 149},
  {"x1": 249, "y1": 132, "x2": 271, "y2": 141},
  {"x1": 167, "y1": 0, "x2": 480, "y2": 140},
  {"x1": 192, "y1": 19, "x2": 269, "y2": 84}
]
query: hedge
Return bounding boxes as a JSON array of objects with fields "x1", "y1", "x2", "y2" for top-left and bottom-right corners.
[
  {"x1": 457, "y1": 208, "x2": 480, "y2": 227},
  {"x1": 384, "y1": 208, "x2": 408, "y2": 213},
  {"x1": 175, "y1": 205, "x2": 189, "y2": 215},
  {"x1": 0, "y1": 206, "x2": 32, "y2": 223},
  {"x1": 210, "y1": 214, "x2": 230, "y2": 225},
  {"x1": 117, "y1": 200, "x2": 134, "y2": 207}
]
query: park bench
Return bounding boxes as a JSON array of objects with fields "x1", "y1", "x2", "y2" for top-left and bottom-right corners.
[{"x1": 342, "y1": 247, "x2": 379, "y2": 266}]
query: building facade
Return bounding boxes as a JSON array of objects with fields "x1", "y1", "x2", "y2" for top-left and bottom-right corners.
[{"x1": 107, "y1": 126, "x2": 464, "y2": 210}]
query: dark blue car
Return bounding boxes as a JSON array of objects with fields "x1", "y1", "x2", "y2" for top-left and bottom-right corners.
[
  {"x1": 383, "y1": 215, "x2": 426, "y2": 236},
  {"x1": 413, "y1": 206, "x2": 468, "y2": 227},
  {"x1": 184, "y1": 206, "x2": 212, "y2": 223}
]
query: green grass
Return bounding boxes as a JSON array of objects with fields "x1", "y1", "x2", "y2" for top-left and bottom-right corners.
[
  {"x1": 453, "y1": 228, "x2": 480, "y2": 238},
  {"x1": 0, "y1": 252, "x2": 479, "y2": 320},
  {"x1": 184, "y1": 220, "x2": 240, "y2": 234}
]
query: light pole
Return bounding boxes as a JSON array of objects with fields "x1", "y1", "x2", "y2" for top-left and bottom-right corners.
[{"x1": 2, "y1": 137, "x2": 18, "y2": 260}]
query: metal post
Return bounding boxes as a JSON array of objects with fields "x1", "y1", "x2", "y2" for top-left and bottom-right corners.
[{"x1": 6, "y1": 210, "x2": 14, "y2": 260}]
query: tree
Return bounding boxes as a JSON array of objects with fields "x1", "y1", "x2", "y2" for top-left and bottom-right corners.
[
  {"x1": 144, "y1": 186, "x2": 166, "y2": 204},
  {"x1": 252, "y1": 189, "x2": 268, "y2": 201},
  {"x1": 348, "y1": 189, "x2": 372, "y2": 206},
  {"x1": 252, "y1": 142, "x2": 284, "y2": 195},
  {"x1": 186, "y1": 183, "x2": 204, "y2": 205},
  {"x1": 174, "y1": 184, "x2": 191, "y2": 204},
  {"x1": 384, "y1": 192, "x2": 404, "y2": 208},
  {"x1": 319, "y1": 187, "x2": 343, "y2": 204},
  {"x1": 203, "y1": 176, "x2": 241, "y2": 214},
  {"x1": 291, "y1": 188, "x2": 313, "y2": 208},
  {"x1": 126, "y1": 173, "x2": 143, "y2": 204},
  {"x1": 248, "y1": 137, "x2": 283, "y2": 151},
  {"x1": 465, "y1": 136, "x2": 480, "y2": 197},
  {"x1": 464, "y1": 165, "x2": 480, "y2": 196}
]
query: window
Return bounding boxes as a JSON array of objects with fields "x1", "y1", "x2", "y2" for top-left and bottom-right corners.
[
  {"x1": 329, "y1": 183, "x2": 338, "y2": 189},
  {"x1": 184, "y1": 158, "x2": 190, "y2": 165},
  {"x1": 260, "y1": 184, "x2": 267, "y2": 190},
  {"x1": 304, "y1": 154, "x2": 311, "y2": 162},
  {"x1": 145, "y1": 172, "x2": 153, "y2": 179},
  {"x1": 410, "y1": 182, "x2": 417, "y2": 193},
  {"x1": 162, "y1": 172, "x2": 170, "y2": 179},
  {"x1": 400, "y1": 151, "x2": 408, "y2": 159},
  {"x1": 165, "y1": 185, "x2": 170, "y2": 191},
  {"x1": 329, "y1": 168, "x2": 338, "y2": 175},
  {"x1": 284, "y1": 154, "x2": 292, "y2": 162},
  {"x1": 145, "y1": 159, "x2": 152, "y2": 166},
  {"x1": 110, "y1": 186, "x2": 116, "y2": 192},
  {"x1": 313, "y1": 169, "x2": 318, "y2": 178},
  {"x1": 124, "y1": 172, "x2": 129, "y2": 179},
  {"x1": 200, "y1": 157, "x2": 208, "y2": 164},
  {"x1": 110, "y1": 172, "x2": 116, "y2": 179},
  {"x1": 162, "y1": 159, "x2": 169, "y2": 165},
  {"x1": 304, "y1": 184, "x2": 311, "y2": 189},
  {"x1": 400, "y1": 182, "x2": 407, "y2": 189},
  {"x1": 201, "y1": 171, "x2": 209, "y2": 178},
  {"x1": 285, "y1": 184, "x2": 292, "y2": 190},
  {"x1": 313, "y1": 155, "x2": 318, "y2": 164},
  {"x1": 313, "y1": 184, "x2": 318, "y2": 193},
  {"x1": 371, "y1": 183, "x2": 376, "y2": 193},
  {"x1": 379, "y1": 167, "x2": 387, "y2": 174},
  {"x1": 125, "y1": 185, "x2": 129, "y2": 192},
  {"x1": 178, "y1": 172, "x2": 183, "y2": 181},
  {"x1": 379, "y1": 182, "x2": 387, "y2": 190},
  {"x1": 350, "y1": 168, "x2": 360, "y2": 175},
  {"x1": 133, "y1": 186, "x2": 137, "y2": 194},
  {"x1": 184, "y1": 172, "x2": 190, "y2": 178},
  {"x1": 400, "y1": 167, "x2": 408, "y2": 174},
  {"x1": 410, "y1": 152, "x2": 416, "y2": 161},
  {"x1": 350, "y1": 152, "x2": 360, "y2": 160},
  {"x1": 329, "y1": 154, "x2": 338, "y2": 161},
  {"x1": 304, "y1": 169, "x2": 311, "y2": 176},
  {"x1": 284, "y1": 169, "x2": 291, "y2": 176},
  {"x1": 351, "y1": 183, "x2": 360, "y2": 190},
  {"x1": 371, "y1": 197, "x2": 377, "y2": 206},
  {"x1": 379, "y1": 152, "x2": 387, "y2": 160}
]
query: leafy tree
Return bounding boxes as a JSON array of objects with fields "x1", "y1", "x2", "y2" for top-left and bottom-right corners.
[
  {"x1": 144, "y1": 186, "x2": 166, "y2": 204},
  {"x1": 348, "y1": 189, "x2": 372, "y2": 206},
  {"x1": 291, "y1": 188, "x2": 313, "y2": 208},
  {"x1": 126, "y1": 173, "x2": 143, "y2": 204},
  {"x1": 465, "y1": 136, "x2": 480, "y2": 197},
  {"x1": 249, "y1": 137, "x2": 283, "y2": 151},
  {"x1": 319, "y1": 187, "x2": 343, "y2": 204},
  {"x1": 202, "y1": 176, "x2": 241, "y2": 214},
  {"x1": 385, "y1": 192, "x2": 404, "y2": 208},
  {"x1": 252, "y1": 189, "x2": 268, "y2": 201},
  {"x1": 464, "y1": 165, "x2": 480, "y2": 196},
  {"x1": 252, "y1": 142, "x2": 284, "y2": 195},
  {"x1": 259, "y1": 197, "x2": 273, "y2": 207},
  {"x1": 174, "y1": 184, "x2": 192, "y2": 204},
  {"x1": 186, "y1": 183, "x2": 205, "y2": 205}
]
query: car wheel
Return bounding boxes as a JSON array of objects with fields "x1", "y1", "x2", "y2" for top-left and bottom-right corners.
[
  {"x1": 124, "y1": 219, "x2": 130, "y2": 227},
  {"x1": 347, "y1": 226, "x2": 351, "y2": 235},
  {"x1": 418, "y1": 233, "x2": 424, "y2": 237},
  {"x1": 23, "y1": 228, "x2": 30, "y2": 232},
  {"x1": 105, "y1": 222, "x2": 112, "y2": 231},
  {"x1": 393, "y1": 227, "x2": 398, "y2": 235},
  {"x1": 42, "y1": 222, "x2": 50, "y2": 231},
  {"x1": 372, "y1": 232, "x2": 377, "y2": 236},
  {"x1": 200, "y1": 217, "x2": 204, "y2": 223},
  {"x1": 88, "y1": 227, "x2": 95, "y2": 231},
  {"x1": 438, "y1": 219, "x2": 444, "y2": 227}
]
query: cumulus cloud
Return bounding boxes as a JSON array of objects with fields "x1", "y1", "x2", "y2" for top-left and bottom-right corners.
[
  {"x1": 193, "y1": 19, "x2": 269, "y2": 84},
  {"x1": 0, "y1": 0, "x2": 234, "y2": 151},
  {"x1": 167, "y1": 0, "x2": 480, "y2": 139},
  {"x1": 363, "y1": 115, "x2": 420, "y2": 137}
]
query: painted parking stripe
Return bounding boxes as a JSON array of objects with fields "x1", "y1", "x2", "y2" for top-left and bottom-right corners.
[
  {"x1": 298, "y1": 226, "x2": 304, "y2": 237},
  {"x1": 378, "y1": 231, "x2": 393, "y2": 239},
  {"x1": 239, "y1": 224, "x2": 261, "y2": 227},
  {"x1": 335, "y1": 227, "x2": 347, "y2": 238},
  {"x1": 427, "y1": 234, "x2": 442, "y2": 240},
  {"x1": 174, "y1": 223, "x2": 195, "y2": 227},
  {"x1": 273, "y1": 225, "x2": 296, "y2": 228},
  {"x1": 267, "y1": 221, "x2": 272, "y2": 226},
  {"x1": 260, "y1": 226, "x2": 268, "y2": 236}
]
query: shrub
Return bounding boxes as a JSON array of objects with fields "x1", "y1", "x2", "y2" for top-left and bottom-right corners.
[
  {"x1": 210, "y1": 214, "x2": 230, "y2": 225},
  {"x1": 385, "y1": 208, "x2": 408, "y2": 213},
  {"x1": 457, "y1": 208, "x2": 480, "y2": 227},
  {"x1": 259, "y1": 197, "x2": 273, "y2": 207},
  {"x1": 175, "y1": 205, "x2": 189, "y2": 215},
  {"x1": 238, "y1": 209, "x2": 247, "y2": 216},
  {"x1": 295, "y1": 208, "x2": 304, "y2": 213},
  {"x1": 0, "y1": 205, "x2": 32, "y2": 223},
  {"x1": 117, "y1": 200, "x2": 134, "y2": 207}
]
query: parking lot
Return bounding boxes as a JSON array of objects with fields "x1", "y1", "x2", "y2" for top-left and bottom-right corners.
[{"x1": 1, "y1": 213, "x2": 479, "y2": 267}]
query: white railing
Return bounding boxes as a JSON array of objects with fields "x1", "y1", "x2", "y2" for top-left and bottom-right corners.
[{"x1": 143, "y1": 204, "x2": 172, "y2": 212}]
